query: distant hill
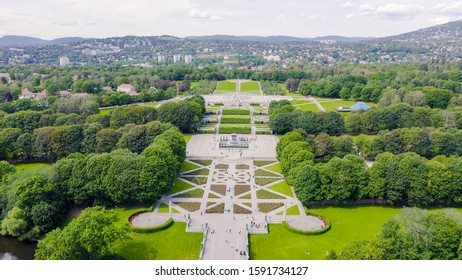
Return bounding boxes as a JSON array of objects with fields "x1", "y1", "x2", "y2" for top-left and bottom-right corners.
[
  {"x1": 381, "y1": 20, "x2": 462, "y2": 42},
  {"x1": 187, "y1": 35, "x2": 372, "y2": 43},
  {"x1": 0, "y1": 35, "x2": 88, "y2": 46}
]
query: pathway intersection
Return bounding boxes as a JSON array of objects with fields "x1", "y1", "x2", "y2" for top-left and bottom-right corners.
[{"x1": 131, "y1": 83, "x2": 325, "y2": 260}]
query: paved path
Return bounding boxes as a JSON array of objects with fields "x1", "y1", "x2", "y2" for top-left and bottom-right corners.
[
  {"x1": 132, "y1": 156, "x2": 325, "y2": 260},
  {"x1": 307, "y1": 96, "x2": 326, "y2": 112}
]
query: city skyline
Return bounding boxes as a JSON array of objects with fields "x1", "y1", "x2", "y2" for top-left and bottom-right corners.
[{"x1": 1, "y1": 0, "x2": 462, "y2": 40}]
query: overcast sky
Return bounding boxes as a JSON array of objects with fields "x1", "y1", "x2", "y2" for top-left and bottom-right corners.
[{"x1": 1, "y1": 0, "x2": 462, "y2": 39}]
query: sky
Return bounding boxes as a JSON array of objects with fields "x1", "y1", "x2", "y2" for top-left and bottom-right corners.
[{"x1": 1, "y1": 0, "x2": 462, "y2": 39}]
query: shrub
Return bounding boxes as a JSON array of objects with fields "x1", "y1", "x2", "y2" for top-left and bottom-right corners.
[
  {"x1": 219, "y1": 126, "x2": 251, "y2": 134},
  {"x1": 130, "y1": 218, "x2": 174, "y2": 233},
  {"x1": 220, "y1": 116, "x2": 251, "y2": 124},
  {"x1": 222, "y1": 109, "x2": 250, "y2": 115}
]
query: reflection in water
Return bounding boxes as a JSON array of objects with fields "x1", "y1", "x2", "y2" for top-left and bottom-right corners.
[
  {"x1": 0, "y1": 236, "x2": 37, "y2": 260},
  {"x1": 1, "y1": 252, "x2": 18, "y2": 260}
]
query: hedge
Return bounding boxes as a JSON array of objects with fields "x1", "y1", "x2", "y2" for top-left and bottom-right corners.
[
  {"x1": 250, "y1": 103, "x2": 260, "y2": 106},
  {"x1": 129, "y1": 217, "x2": 174, "y2": 233},
  {"x1": 282, "y1": 215, "x2": 331, "y2": 236},
  {"x1": 256, "y1": 131, "x2": 272, "y2": 135},
  {"x1": 198, "y1": 130, "x2": 214, "y2": 134},
  {"x1": 222, "y1": 109, "x2": 250, "y2": 115},
  {"x1": 214, "y1": 103, "x2": 224, "y2": 106},
  {"x1": 220, "y1": 116, "x2": 251, "y2": 124},
  {"x1": 219, "y1": 126, "x2": 251, "y2": 134},
  {"x1": 254, "y1": 121, "x2": 268, "y2": 124}
]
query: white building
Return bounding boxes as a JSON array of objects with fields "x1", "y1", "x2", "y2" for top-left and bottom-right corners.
[
  {"x1": 157, "y1": 55, "x2": 166, "y2": 63},
  {"x1": 173, "y1": 54, "x2": 181, "y2": 63},
  {"x1": 59, "y1": 57, "x2": 70, "y2": 67},
  {"x1": 184, "y1": 54, "x2": 192, "y2": 64}
]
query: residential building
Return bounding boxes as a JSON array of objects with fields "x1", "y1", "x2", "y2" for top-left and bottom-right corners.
[
  {"x1": 117, "y1": 83, "x2": 139, "y2": 96},
  {"x1": 185, "y1": 54, "x2": 192, "y2": 64}
]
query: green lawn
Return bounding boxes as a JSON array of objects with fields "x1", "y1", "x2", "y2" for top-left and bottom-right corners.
[
  {"x1": 267, "y1": 181, "x2": 293, "y2": 197},
  {"x1": 167, "y1": 178, "x2": 195, "y2": 195},
  {"x1": 14, "y1": 162, "x2": 52, "y2": 173},
  {"x1": 190, "y1": 81, "x2": 200, "y2": 89},
  {"x1": 158, "y1": 204, "x2": 180, "y2": 213},
  {"x1": 285, "y1": 92, "x2": 304, "y2": 98},
  {"x1": 240, "y1": 81, "x2": 260, "y2": 92},
  {"x1": 116, "y1": 222, "x2": 202, "y2": 260},
  {"x1": 291, "y1": 100, "x2": 311, "y2": 105},
  {"x1": 295, "y1": 103, "x2": 319, "y2": 112},
  {"x1": 216, "y1": 81, "x2": 237, "y2": 92},
  {"x1": 99, "y1": 108, "x2": 112, "y2": 115},
  {"x1": 179, "y1": 161, "x2": 201, "y2": 173},
  {"x1": 264, "y1": 163, "x2": 282, "y2": 174},
  {"x1": 320, "y1": 100, "x2": 377, "y2": 112},
  {"x1": 183, "y1": 134, "x2": 192, "y2": 143},
  {"x1": 249, "y1": 206, "x2": 402, "y2": 260},
  {"x1": 276, "y1": 205, "x2": 300, "y2": 215}
]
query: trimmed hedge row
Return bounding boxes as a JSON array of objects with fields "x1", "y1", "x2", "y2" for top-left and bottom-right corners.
[
  {"x1": 221, "y1": 116, "x2": 251, "y2": 124},
  {"x1": 256, "y1": 131, "x2": 272, "y2": 135},
  {"x1": 254, "y1": 121, "x2": 268, "y2": 124},
  {"x1": 250, "y1": 103, "x2": 260, "y2": 106},
  {"x1": 222, "y1": 109, "x2": 250, "y2": 115},
  {"x1": 219, "y1": 126, "x2": 251, "y2": 134},
  {"x1": 198, "y1": 130, "x2": 214, "y2": 134}
]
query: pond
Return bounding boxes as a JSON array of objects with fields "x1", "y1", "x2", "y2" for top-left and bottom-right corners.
[{"x1": 0, "y1": 236, "x2": 37, "y2": 260}]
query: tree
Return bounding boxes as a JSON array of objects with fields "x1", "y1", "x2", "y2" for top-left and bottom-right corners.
[
  {"x1": 35, "y1": 206, "x2": 130, "y2": 260},
  {"x1": 294, "y1": 165, "x2": 321, "y2": 203},
  {"x1": 0, "y1": 161, "x2": 15, "y2": 179}
]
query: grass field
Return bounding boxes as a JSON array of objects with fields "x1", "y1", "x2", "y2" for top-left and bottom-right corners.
[
  {"x1": 116, "y1": 222, "x2": 202, "y2": 260},
  {"x1": 267, "y1": 181, "x2": 293, "y2": 197},
  {"x1": 167, "y1": 178, "x2": 195, "y2": 195},
  {"x1": 240, "y1": 81, "x2": 260, "y2": 93},
  {"x1": 190, "y1": 81, "x2": 200, "y2": 89},
  {"x1": 276, "y1": 205, "x2": 300, "y2": 215},
  {"x1": 216, "y1": 81, "x2": 236, "y2": 93},
  {"x1": 183, "y1": 134, "x2": 193, "y2": 143},
  {"x1": 285, "y1": 92, "x2": 304, "y2": 98},
  {"x1": 249, "y1": 206, "x2": 402, "y2": 260},
  {"x1": 264, "y1": 163, "x2": 282, "y2": 174},
  {"x1": 179, "y1": 161, "x2": 201, "y2": 173},
  {"x1": 99, "y1": 108, "x2": 112, "y2": 115},
  {"x1": 158, "y1": 204, "x2": 180, "y2": 213},
  {"x1": 296, "y1": 103, "x2": 319, "y2": 112},
  {"x1": 14, "y1": 162, "x2": 52, "y2": 173},
  {"x1": 320, "y1": 100, "x2": 377, "y2": 112}
]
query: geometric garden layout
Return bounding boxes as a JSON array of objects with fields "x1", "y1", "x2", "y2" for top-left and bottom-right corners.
[
  {"x1": 131, "y1": 86, "x2": 325, "y2": 259},
  {"x1": 131, "y1": 140, "x2": 325, "y2": 260}
]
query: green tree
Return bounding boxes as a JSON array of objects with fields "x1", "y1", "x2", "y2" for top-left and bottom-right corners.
[{"x1": 35, "y1": 206, "x2": 130, "y2": 260}]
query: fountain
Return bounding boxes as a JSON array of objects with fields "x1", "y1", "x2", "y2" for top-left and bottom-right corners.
[{"x1": 219, "y1": 133, "x2": 249, "y2": 148}]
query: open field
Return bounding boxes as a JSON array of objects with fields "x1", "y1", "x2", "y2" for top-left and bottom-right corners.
[
  {"x1": 295, "y1": 103, "x2": 319, "y2": 112},
  {"x1": 179, "y1": 161, "x2": 201, "y2": 173},
  {"x1": 14, "y1": 162, "x2": 52, "y2": 173},
  {"x1": 240, "y1": 81, "x2": 260, "y2": 93},
  {"x1": 320, "y1": 100, "x2": 377, "y2": 112},
  {"x1": 249, "y1": 206, "x2": 402, "y2": 260},
  {"x1": 167, "y1": 179, "x2": 195, "y2": 195},
  {"x1": 116, "y1": 222, "x2": 202, "y2": 260},
  {"x1": 216, "y1": 81, "x2": 236, "y2": 93},
  {"x1": 99, "y1": 108, "x2": 111, "y2": 115},
  {"x1": 267, "y1": 181, "x2": 293, "y2": 197}
]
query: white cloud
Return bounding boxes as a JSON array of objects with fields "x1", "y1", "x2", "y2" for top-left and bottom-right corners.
[
  {"x1": 276, "y1": 14, "x2": 287, "y2": 20},
  {"x1": 346, "y1": 13, "x2": 354, "y2": 20},
  {"x1": 432, "y1": 16, "x2": 452, "y2": 25},
  {"x1": 342, "y1": 1, "x2": 355, "y2": 8},
  {"x1": 435, "y1": 2, "x2": 462, "y2": 15},
  {"x1": 188, "y1": 7, "x2": 220, "y2": 20},
  {"x1": 358, "y1": 3, "x2": 420, "y2": 20}
]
